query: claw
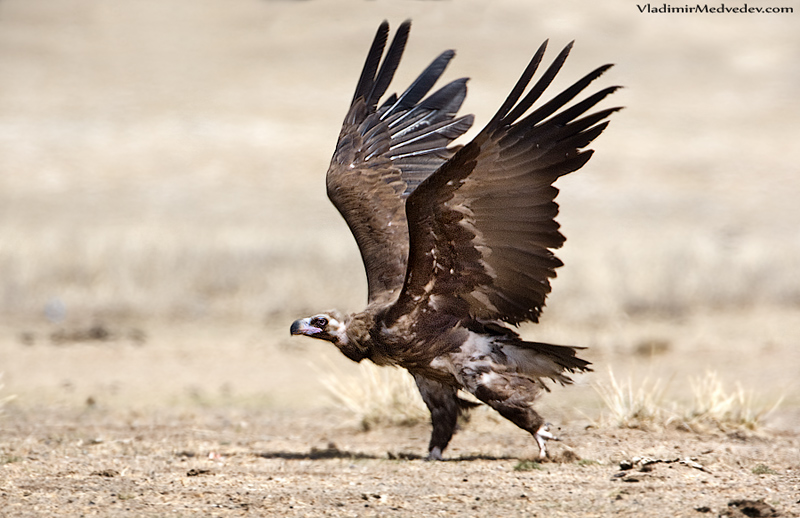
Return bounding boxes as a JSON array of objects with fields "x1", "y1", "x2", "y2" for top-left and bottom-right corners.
[
  {"x1": 534, "y1": 423, "x2": 559, "y2": 459},
  {"x1": 426, "y1": 446, "x2": 444, "y2": 461}
]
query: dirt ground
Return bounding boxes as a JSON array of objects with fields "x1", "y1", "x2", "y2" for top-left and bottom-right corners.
[
  {"x1": 1, "y1": 402, "x2": 799, "y2": 517},
  {"x1": 1, "y1": 0, "x2": 799, "y2": 516},
  {"x1": 2, "y1": 312, "x2": 798, "y2": 517},
  {"x1": 0, "y1": 405, "x2": 798, "y2": 518}
]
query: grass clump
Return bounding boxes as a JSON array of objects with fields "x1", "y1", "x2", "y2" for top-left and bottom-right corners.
[
  {"x1": 593, "y1": 369, "x2": 669, "y2": 430},
  {"x1": 594, "y1": 369, "x2": 781, "y2": 432},
  {"x1": 318, "y1": 360, "x2": 429, "y2": 430},
  {"x1": 751, "y1": 464, "x2": 778, "y2": 475},
  {"x1": 680, "y1": 371, "x2": 783, "y2": 432},
  {"x1": 513, "y1": 460, "x2": 543, "y2": 471}
]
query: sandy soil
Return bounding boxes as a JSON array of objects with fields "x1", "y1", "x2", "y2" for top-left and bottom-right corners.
[
  {"x1": 2, "y1": 311, "x2": 799, "y2": 517},
  {"x1": 1, "y1": 405, "x2": 798, "y2": 517},
  {"x1": 1, "y1": 1, "x2": 799, "y2": 516}
]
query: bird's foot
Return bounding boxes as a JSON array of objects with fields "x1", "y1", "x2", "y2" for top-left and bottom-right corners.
[
  {"x1": 534, "y1": 423, "x2": 559, "y2": 459},
  {"x1": 425, "y1": 446, "x2": 444, "y2": 461}
]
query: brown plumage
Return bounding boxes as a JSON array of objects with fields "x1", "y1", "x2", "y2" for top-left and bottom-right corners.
[{"x1": 291, "y1": 20, "x2": 621, "y2": 460}]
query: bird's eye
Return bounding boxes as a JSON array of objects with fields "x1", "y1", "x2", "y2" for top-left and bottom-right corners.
[{"x1": 310, "y1": 316, "x2": 328, "y2": 329}]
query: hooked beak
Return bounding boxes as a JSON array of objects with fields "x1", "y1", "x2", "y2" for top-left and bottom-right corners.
[{"x1": 290, "y1": 318, "x2": 321, "y2": 336}]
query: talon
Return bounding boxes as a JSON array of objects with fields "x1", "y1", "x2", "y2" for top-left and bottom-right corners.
[
  {"x1": 426, "y1": 447, "x2": 444, "y2": 461},
  {"x1": 534, "y1": 424, "x2": 558, "y2": 459},
  {"x1": 538, "y1": 423, "x2": 560, "y2": 441}
]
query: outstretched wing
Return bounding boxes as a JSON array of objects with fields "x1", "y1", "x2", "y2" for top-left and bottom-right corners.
[
  {"x1": 389, "y1": 40, "x2": 621, "y2": 326},
  {"x1": 327, "y1": 20, "x2": 474, "y2": 304}
]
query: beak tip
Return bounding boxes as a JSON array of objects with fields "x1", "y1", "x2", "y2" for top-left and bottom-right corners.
[{"x1": 290, "y1": 319, "x2": 303, "y2": 336}]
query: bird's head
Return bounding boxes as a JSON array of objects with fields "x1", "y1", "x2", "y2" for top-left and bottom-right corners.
[
  {"x1": 290, "y1": 311, "x2": 347, "y2": 343},
  {"x1": 290, "y1": 310, "x2": 369, "y2": 362}
]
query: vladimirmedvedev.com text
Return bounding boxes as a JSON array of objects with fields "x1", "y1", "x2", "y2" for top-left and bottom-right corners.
[{"x1": 637, "y1": 3, "x2": 793, "y2": 13}]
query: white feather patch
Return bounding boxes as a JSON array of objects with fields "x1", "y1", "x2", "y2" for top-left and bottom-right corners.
[
  {"x1": 328, "y1": 317, "x2": 349, "y2": 345},
  {"x1": 429, "y1": 330, "x2": 566, "y2": 385},
  {"x1": 430, "y1": 332, "x2": 498, "y2": 383}
]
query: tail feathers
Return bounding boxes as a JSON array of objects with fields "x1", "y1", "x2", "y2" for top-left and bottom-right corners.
[
  {"x1": 502, "y1": 339, "x2": 592, "y2": 387},
  {"x1": 524, "y1": 340, "x2": 593, "y2": 373}
]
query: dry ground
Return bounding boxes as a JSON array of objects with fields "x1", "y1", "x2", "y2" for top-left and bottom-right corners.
[
  {"x1": 1, "y1": 405, "x2": 798, "y2": 517},
  {"x1": 1, "y1": 0, "x2": 799, "y2": 516},
  {"x1": 1, "y1": 310, "x2": 798, "y2": 517}
]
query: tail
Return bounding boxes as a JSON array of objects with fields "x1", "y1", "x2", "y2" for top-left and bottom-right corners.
[{"x1": 501, "y1": 339, "x2": 592, "y2": 389}]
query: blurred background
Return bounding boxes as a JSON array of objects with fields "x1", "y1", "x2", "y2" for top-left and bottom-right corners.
[{"x1": 0, "y1": 0, "x2": 798, "y2": 419}]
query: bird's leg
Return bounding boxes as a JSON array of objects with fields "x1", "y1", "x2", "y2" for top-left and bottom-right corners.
[
  {"x1": 483, "y1": 397, "x2": 550, "y2": 458},
  {"x1": 413, "y1": 374, "x2": 460, "y2": 461},
  {"x1": 460, "y1": 367, "x2": 553, "y2": 459},
  {"x1": 533, "y1": 423, "x2": 559, "y2": 459}
]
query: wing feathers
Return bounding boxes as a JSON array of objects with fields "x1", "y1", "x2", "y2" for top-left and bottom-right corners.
[
  {"x1": 352, "y1": 21, "x2": 391, "y2": 106},
  {"x1": 327, "y1": 21, "x2": 473, "y2": 303},
  {"x1": 381, "y1": 50, "x2": 457, "y2": 120},
  {"x1": 390, "y1": 40, "x2": 620, "y2": 325},
  {"x1": 391, "y1": 116, "x2": 473, "y2": 151},
  {"x1": 511, "y1": 64, "x2": 614, "y2": 131},
  {"x1": 499, "y1": 42, "x2": 574, "y2": 128},
  {"x1": 484, "y1": 40, "x2": 551, "y2": 132},
  {"x1": 330, "y1": 22, "x2": 619, "y2": 323},
  {"x1": 366, "y1": 21, "x2": 411, "y2": 107}
]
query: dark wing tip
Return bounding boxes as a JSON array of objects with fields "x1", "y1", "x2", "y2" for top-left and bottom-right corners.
[
  {"x1": 351, "y1": 21, "x2": 391, "y2": 105},
  {"x1": 483, "y1": 39, "x2": 550, "y2": 131},
  {"x1": 352, "y1": 20, "x2": 417, "y2": 109},
  {"x1": 366, "y1": 21, "x2": 412, "y2": 106},
  {"x1": 487, "y1": 46, "x2": 620, "y2": 139}
]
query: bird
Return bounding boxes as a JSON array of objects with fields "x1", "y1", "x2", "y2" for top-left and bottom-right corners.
[{"x1": 291, "y1": 20, "x2": 620, "y2": 460}]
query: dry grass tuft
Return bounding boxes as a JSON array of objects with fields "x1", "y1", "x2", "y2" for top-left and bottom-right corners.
[
  {"x1": 321, "y1": 364, "x2": 782, "y2": 434},
  {"x1": 316, "y1": 360, "x2": 429, "y2": 430},
  {"x1": 678, "y1": 371, "x2": 783, "y2": 432},
  {"x1": 0, "y1": 373, "x2": 17, "y2": 413},
  {"x1": 593, "y1": 369, "x2": 782, "y2": 432},
  {"x1": 593, "y1": 369, "x2": 670, "y2": 430}
]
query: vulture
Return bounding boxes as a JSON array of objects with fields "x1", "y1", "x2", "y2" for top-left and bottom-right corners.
[{"x1": 291, "y1": 20, "x2": 620, "y2": 460}]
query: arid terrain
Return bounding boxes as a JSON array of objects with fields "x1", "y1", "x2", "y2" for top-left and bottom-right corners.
[{"x1": 1, "y1": 1, "x2": 798, "y2": 516}]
